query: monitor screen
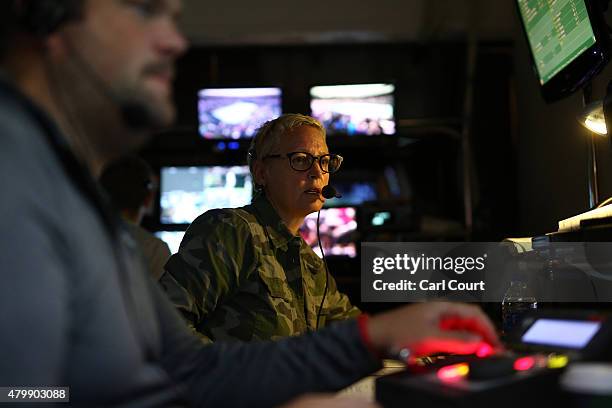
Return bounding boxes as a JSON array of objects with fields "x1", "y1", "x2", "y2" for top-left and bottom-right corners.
[
  {"x1": 198, "y1": 87, "x2": 282, "y2": 139},
  {"x1": 322, "y1": 180, "x2": 377, "y2": 207},
  {"x1": 370, "y1": 211, "x2": 393, "y2": 227},
  {"x1": 160, "y1": 166, "x2": 252, "y2": 224},
  {"x1": 516, "y1": 0, "x2": 609, "y2": 101},
  {"x1": 521, "y1": 318, "x2": 601, "y2": 349},
  {"x1": 155, "y1": 230, "x2": 186, "y2": 254},
  {"x1": 300, "y1": 207, "x2": 358, "y2": 258},
  {"x1": 518, "y1": 0, "x2": 595, "y2": 85},
  {"x1": 310, "y1": 83, "x2": 395, "y2": 136}
]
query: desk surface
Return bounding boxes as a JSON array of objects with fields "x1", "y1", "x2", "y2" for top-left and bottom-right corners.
[{"x1": 338, "y1": 360, "x2": 405, "y2": 401}]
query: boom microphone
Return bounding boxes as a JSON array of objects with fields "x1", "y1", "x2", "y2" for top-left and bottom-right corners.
[{"x1": 322, "y1": 185, "x2": 342, "y2": 199}]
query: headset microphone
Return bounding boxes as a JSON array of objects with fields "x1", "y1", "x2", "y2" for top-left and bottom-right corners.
[
  {"x1": 322, "y1": 185, "x2": 342, "y2": 199},
  {"x1": 315, "y1": 184, "x2": 342, "y2": 330}
]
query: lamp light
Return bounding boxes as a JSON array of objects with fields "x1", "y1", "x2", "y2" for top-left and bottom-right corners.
[
  {"x1": 575, "y1": 82, "x2": 612, "y2": 207},
  {"x1": 579, "y1": 100, "x2": 608, "y2": 135}
]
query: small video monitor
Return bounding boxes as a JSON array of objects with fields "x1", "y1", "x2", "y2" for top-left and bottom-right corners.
[
  {"x1": 310, "y1": 83, "x2": 395, "y2": 136},
  {"x1": 300, "y1": 207, "x2": 358, "y2": 258},
  {"x1": 160, "y1": 166, "x2": 252, "y2": 224},
  {"x1": 322, "y1": 180, "x2": 377, "y2": 207},
  {"x1": 515, "y1": 0, "x2": 610, "y2": 102},
  {"x1": 370, "y1": 211, "x2": 393, "y2": 227},
  {"x1": 155, "y1": 230, "x2": 186, "y2": 254},
  {"x1": 198, "y1": 87, "x2": 282, "y2": 139},
  {"x1": 521, "y1": 318, "x2": 601, "y2": 349}
]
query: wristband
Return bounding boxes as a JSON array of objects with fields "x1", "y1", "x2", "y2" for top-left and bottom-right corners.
[{"x1": 357, "y1": 314, "x2": 381, "y2": 358}]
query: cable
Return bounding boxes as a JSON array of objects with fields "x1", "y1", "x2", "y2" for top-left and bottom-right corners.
[
  {"x1": 596, "y1": 196, "x2": 612, "y2": 208},
  {"x1": 315, "y1": 209, "x2": 330, "y2": 330}
]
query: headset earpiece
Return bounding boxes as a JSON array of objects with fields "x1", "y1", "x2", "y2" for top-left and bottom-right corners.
[{"x1": 17, "y1": 0, "x2": 74, "y2": 36}]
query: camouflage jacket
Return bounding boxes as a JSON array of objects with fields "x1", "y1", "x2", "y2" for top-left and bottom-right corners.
[{"x1": 160, "y1": 194, "x2": 360, "y2": 342}]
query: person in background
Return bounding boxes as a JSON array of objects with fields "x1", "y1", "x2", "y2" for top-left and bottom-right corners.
[
  {"x1": 161, "y1": 114, "x2": 360, "y2": 343},
  {"x1": 100, "y1": 155, "x2": 171, "y2": 280}
]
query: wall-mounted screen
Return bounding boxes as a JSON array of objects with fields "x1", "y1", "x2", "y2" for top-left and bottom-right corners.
[
  {"x1": 300, "y1": 207, "x2": 358, "y2": 258},
  {"x1": 160, "y1": 166, "x2": 252, "y2": 224},
  {"x1": 310, "y1": 83, "x2": 395, "y2": 136},
  {"x1": 322, "y1": 180, "x2": 377, "y2": 207},
  {"x1": 155, "y1": 230, "x2": 186, "y2": 254},
  {"x1": 198, "y1": 87, "x2": 282, "y2": 139}
]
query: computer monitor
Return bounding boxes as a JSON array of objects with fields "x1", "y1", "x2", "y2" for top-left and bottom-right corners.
[
  {"x1": 198, "y1": 87, "x2": 282, "y2": 139},
  {"x1": 160, "y1": 166, "x2": 252, "y2": 224},
  {"x1": 300, "y1": 207, "x2": 358, "y2": 258},
  {"x1": 155, "y1": 230, "x2": 186, "y2": 254},
  {"x1": 516, "y1": 0, "x2": 609, "y2": 102},
  {"x1": 310, "y1": 83, "x2": 395, "y2": 135}
]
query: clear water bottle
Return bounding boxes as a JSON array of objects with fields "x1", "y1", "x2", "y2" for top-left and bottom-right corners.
[{"x1": 501, "y1": 280, "x2": 537, "y2": 336}]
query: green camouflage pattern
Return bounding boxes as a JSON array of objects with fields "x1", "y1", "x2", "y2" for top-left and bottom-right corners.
[{"x1": 160, "y1": 194, "x2": 360, "y2": 342}]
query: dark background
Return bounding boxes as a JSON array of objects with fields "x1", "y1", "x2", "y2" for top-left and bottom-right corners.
[{"x1": 137, "y1": 1, "x2": 612, "y2": 314}]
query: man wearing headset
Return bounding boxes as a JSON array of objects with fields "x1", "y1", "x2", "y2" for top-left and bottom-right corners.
[{"x1": 0, "y1": 1, "x2": 499, "y2": 407}]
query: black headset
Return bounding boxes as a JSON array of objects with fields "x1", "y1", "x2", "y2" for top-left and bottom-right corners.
[{"x1": 16, "y1": 0, "x2": 79, "y2": 36}]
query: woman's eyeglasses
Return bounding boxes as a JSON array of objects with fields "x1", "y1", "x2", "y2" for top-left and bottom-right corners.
[{"x1": 264, "y1": 152, "x2": 343, "y2": 174}]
